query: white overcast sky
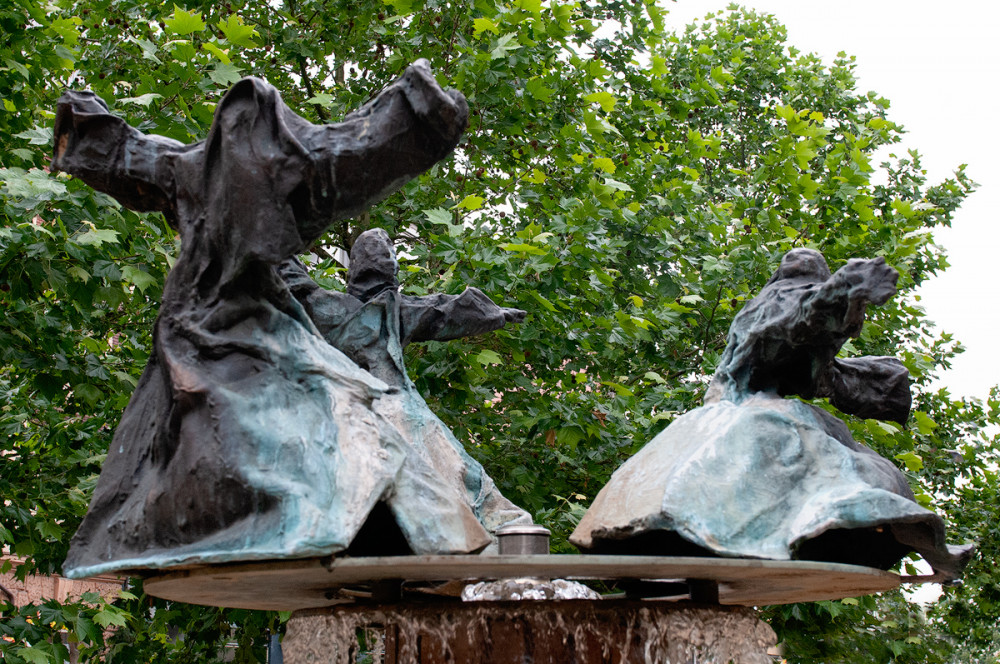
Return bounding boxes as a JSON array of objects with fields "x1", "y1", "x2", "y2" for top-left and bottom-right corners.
[{"x1": 662, "y1": 1, "x2": 1000, "y2": 399}]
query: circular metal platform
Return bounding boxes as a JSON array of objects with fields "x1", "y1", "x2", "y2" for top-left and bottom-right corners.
[{"x1": 142, "y1": 554, "x2": 901, "y2": 610}]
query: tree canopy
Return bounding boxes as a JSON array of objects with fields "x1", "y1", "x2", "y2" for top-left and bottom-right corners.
[{"x1": 1, "y1": 0, "x2": 997, "y2": 661}]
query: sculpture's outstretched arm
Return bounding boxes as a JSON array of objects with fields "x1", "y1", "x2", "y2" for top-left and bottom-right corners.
[
  {"x1": 292, "y1": 60, "x2": 469, "y2": 242},
  {"x1": 818, "y1": 356, "x2": 912, "y2": 424},
  {"x1": 791, "y1": 256, "x2": 898, "y2": 343},
  {"x1": 401, "y1": 289, "x2": 525, "y2": 345},
  {"x1": 51, "y1": 91, "x2": 187, "y2": 219}
]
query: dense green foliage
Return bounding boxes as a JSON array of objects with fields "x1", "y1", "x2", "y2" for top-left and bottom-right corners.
[{"x1": 1, "y1": 0, "x2": 996, "y2": 661}]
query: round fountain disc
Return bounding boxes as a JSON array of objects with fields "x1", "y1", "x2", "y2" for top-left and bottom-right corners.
[{"x1": 140, "y1": 554, "x2": 901, "y2": 610}]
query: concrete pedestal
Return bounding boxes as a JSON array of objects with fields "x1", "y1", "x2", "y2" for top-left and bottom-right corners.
[{"x1": 282, "y1": 600, "x2": 777, "y2": 664}]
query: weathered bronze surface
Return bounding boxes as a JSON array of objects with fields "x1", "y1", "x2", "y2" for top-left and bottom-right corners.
[
  {"x1": 54, "y1": 61, "x2": 527, "y2": 578},
  {"x1": 572, "y1": 249, "x2": 973, "y2": 581}
]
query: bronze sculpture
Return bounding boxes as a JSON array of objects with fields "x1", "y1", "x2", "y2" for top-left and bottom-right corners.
[
  {"x1": 55, "y1": 61, "x2": 528, "y2": 578},
  {"x1": 279, "y1": 229, "x2": 530, "y2": 555},
  {"x1": 572, "y1": 249, "x2": 972, "y2": 580}
]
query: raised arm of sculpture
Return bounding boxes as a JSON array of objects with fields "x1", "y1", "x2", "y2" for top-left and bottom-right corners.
[
  {"x1": 284, "y1": 59, "x2": 469, "y2": 237},
  {"x1": 708, "y1": 249, "x2": 908, "y2": 423},
  {"x1": 787, "y1": 254, "x2": 899, "y2": 345},
  {"x1": 401, "y1": 290, "x2": 526, "y2": 345},
  {"x1": 52, "y1": 91, "x2": 187, "y2": 217}
]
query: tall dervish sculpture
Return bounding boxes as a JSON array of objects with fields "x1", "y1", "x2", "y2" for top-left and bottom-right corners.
[
  {"x1": 571, "y1": 249, "x2": 973, "y2": 580},
  {"x1": 55, "y1": 61, "x2": 528, "y2": 578}
]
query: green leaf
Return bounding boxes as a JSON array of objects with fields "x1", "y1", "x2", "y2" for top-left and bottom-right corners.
[
  {"x1": 515, "y1": 0, "x2": 542, "y2": 13},
  {"x1": 490, "y1": 33, "x2": 520, "y2": 60},
  {"x1": 15, "y1": 647, "x2": 52, "y2": 664},
  {"x1": 164, "y1": 5, "x2": 206, "y2": 35},
  {"x1": 600, "y1": 381, "x2": 634, "y2": 397},
  {"x1": 500, "y1": 243, "x2": 547, "y2": 256},
  {"x1": 584, "y1": 91, "x2": 617, "y2": 113},
  {"x1": 94, "y1": 607, "x2": 129, "y2": 628},
  {"x1": 13, "y1": 126, "x2": 52, "y2": 145},
  {"x1": 306, "y1": 93, "x2": 335, "y2": 106},
  {"x1": 775, "y1": 104, "x2": 796, "y2": 122},
  {"x1": 894, "y1": 451, "x2": 924, "y2": 472},
  {"x1": 136, "y1": 38, "x2": 162, "y2": 64},
  {"x1": 453, "y1": 194, "x2": 484, "y2": 211},
  {"x1": 583, "y1": 109, "x2": 613, "y2": 137},
  {"x1": 383, "y1": 0, "x2": 415, "y2": 15},
  {"x1": 423, "y1": 208, "x2": 452, "y2": 225},
  {"x1": 209, "y1": 62, "x2": 244, "y2": 86},
  {"x1": 122, "y1": 266, "x2": 158, "y2": 293},
  {"x1": 5, "y1": 57, "x2": 30, "y2": 80},
  {"x1": 527, "y1": 168, "x2": 547, "y2": 184},
  {"x1": 526, "y1": 78, "x2": 555, "y2": 103},
  {"x1": 74, "y1": 383, "x2": 102, "y2": 405},
  {"x1": 119, "y1": 93, "x2": 163, "y2": 107},
  {"x1": 473, "y1": 18, "x2": 499, "y2": 37},
  {"x1": 36, "y1": 520, "x2": 64, "y2": 540},
  {"x1": 592, "y1": 157, "x2": 616, "y2": 174},
  {"x1": 529, "y1": 291, "x2": 557, "y2": 312},
  {"x1": 202, "y1": 42, "x2": 231, "y2": 64},
  {"x1": 74, "y1": 228, "x2": 120, "y2": 247},
  {"x1": 113, "y1": 370, "x2": 138, "y2": 388},
  {"x1": 424, "y1": 207, "x2": 462, "y2": 236},
  {"x1": 650, "y1": 55, "x2": 667, "y2": 77},
  {"x1": 603, "y1": 177, "x2": 632, "y2": 192},
  {"x1": 68, "y1": 266, "x2": 91, "y2": 283},
  {"x1": 876, "y1": 421, "x2": 900, "y2": 434},
  {"x1": 217, "y1": 14, "x2": 259, "y2": 47},
  {"x1": 1, "y1": 167, "x2": 67, "y2": 200},
  {"x1": 912, "y1": 410, "x2": 938, "y2": 435},
  {"x1": 476, "y1": 349, "x2": 502, "y2": 365},
  {"x1": 48, "y1": 16, "x2": 82, "y2": 46}
]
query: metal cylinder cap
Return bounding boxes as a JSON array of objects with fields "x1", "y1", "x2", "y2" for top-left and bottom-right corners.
[{"x1": 496, "y1": 524, "x2": 551, "y2": 555}]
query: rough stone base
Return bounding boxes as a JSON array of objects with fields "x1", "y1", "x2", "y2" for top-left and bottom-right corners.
[{"x1": 283, "y1": 600, "x2": 776, "y2": 664}]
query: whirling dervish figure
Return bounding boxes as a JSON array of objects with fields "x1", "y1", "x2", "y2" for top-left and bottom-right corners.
[
  {"x1": 572, "y1": 248, "x2": 972, "y2": 581},
  {"x1": 54, "y1": 61, "x2": 516, "y2": 578},
  {"x1": 279, "y1": 229, "x2": 532, "y2": 554}
]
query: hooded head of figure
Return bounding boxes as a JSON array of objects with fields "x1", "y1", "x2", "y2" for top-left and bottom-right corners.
[
  {"x1": 347, "y1": 228, "x2": 400, "y2": 301},
  {"x1": 765, "y1": 248, "x2": 831, "y2": 286}
]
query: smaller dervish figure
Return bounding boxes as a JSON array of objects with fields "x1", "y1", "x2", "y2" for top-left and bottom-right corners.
[
  {"x1": 571, "y1": 248, "x2": 973, "y2": 581},
  {"x1": 278, "y1": 229, "x2": 532, "y2": 554}
]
